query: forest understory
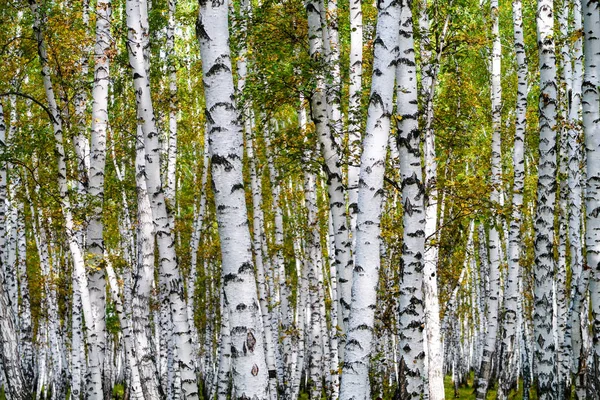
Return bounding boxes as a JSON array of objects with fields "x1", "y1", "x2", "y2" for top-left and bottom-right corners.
[{"x1": 0, "y1": 0, "x2": 598, "y2": 399}]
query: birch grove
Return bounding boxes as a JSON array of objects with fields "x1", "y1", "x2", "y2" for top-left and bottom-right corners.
[{"x1": 2, "y1": 0, "x2": 600, "y2": 398}]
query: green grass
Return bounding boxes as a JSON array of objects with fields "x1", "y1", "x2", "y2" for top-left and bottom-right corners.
[{"x1": 444, "y1": 373, "x2": 537, "y2": 400}]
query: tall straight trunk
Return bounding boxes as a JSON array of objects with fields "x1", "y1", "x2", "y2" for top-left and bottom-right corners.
[
  {"x1": 86, "y1": 0, "x2": 112, "y2": 392},
  {"x1": 325, "y1": 0, "x2": 342, "y2": 151},
  {"x1": 0, "y1": 104, "x2": 6, "y2": 278},
  {"x1": 0, "y1": 103, "x2": 26, "y2": 400},
  {"x1": 196, "y1": 0, "x2": 269, "y2": 397},
  {"x1": 235, "y1": 1, "x2": 279, "y2": 392},
  {"x1": 16, "y1": 205, "x2": 33, "y2": 383},
  {"x1": 304, "y1": 172, "x2": 325, "y2": 400},
  {"x1": 533, "y1": 0, "x2": 559, "y2": 397},
  {"x1": 347, "y1": 0, "x2": 363, "y2": 254},
  {"x1": 73, "y1": 0, "x2": 91, "y2": 187},
  {"x1": 0, "y1": 267, "x2": 25, "y2": 399},
  {"x1": 476, "y1": 1, "x2": 502, "y2": 398},
  {"x1": 305, "y1": 0, "x2": 353, "y2": 334},
  {"x1": 498, "y1": 1, "x2": 528, "y2": 397},
  {"x1": 126, "y1": 0, "x2": 198, "y2": 396},
  {"x1": 395, "y1": 1, "x2": 426, "y2": 397},
  {"x1": 216, "y1": 284, "x2": 232, "y2": 400},
  {"x1": 188, "y1": 132, "x2": 209, "y2": 376},
  {"x1": 338, "y1": 0, "x2": 398, "y2": 396},
  {"x1": 419, "y1": 1, "x2": 447, "y2": 396},
  {"x1": 566, "y1": 0, "x2": 586, "y2": 387},
  {"x1": 583, "y1": 0, "x2": 600, "y2": 385},
  {"x1": 132, "y1": 126, "x2": 162, "y2": 398},
  {"x1": 165, "y1": 0, "x2": 177, "y2": 205},
  {"x1": 246, "y1": 132, "x2": 279, "y2": 398},
  {"x1": 262, "y1": 128, "x2": 291, "y2": 395},
  {"x1": 555, "y1": 4, "x2": 574, "y2": 395},
  {"x1": 105, "y1": 259, "x2": 144, "y2": 400}
]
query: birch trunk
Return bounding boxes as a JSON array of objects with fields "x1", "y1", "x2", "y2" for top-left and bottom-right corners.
[
  {"x1": 347, "y1": 0, "x2": 363, "y2": 248},
  {"x1": 196, "y1": 0, "x2": 269, "y2": 396},
  {"x1": 396, "y1": 1, "x2": 426, "y2": 397},
  {"x1": 498, "y1": 1, "x2": 527, "y2": 397},
  {"x1": 419, "y1": 1, "x2": 447, "y2": 396},
  {"x1": 86, "y1": 0, "x2": 112, "y2": 393},
  {"x1": 476, "y1": 1, "x2": 502, "y2": 397},
  {"x1": 305, "y1": 0, "x2": 353, "y2": 334},
  {"x1": 566, "y1": 0, "x2": 586, "y2": 386},
  {"x1": 533, "y1": 0, "x2": 559, "y2": 397},
  {"x1": 132, "y1": 126, "x2": 163, "y2": 398},
  {"x1": 338, "y1": 0, "x2": 398, "y2": 395},
  {"x1": 0, "y1": 103, "x2": 26, "y2": 400},
  {"x1": 583, "y1": 0, "x2": 600, "y2": 385}
]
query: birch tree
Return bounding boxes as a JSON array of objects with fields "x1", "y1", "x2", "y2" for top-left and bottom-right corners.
[
  {"x1": 476, "y1": 0, "x2": 502, "y2": 397},
  {"x1": 583, "y1": 0, "x2": 600, "y2": 386},
  {"x1": 196, "y1": 0, "x2": 269, "y2": 396},
  {"x1": 498, "y1": 1, "x2": 528, "y2": 397},
  {"x1": 338, "y1": 0, "x2": 398, "y2": 396},
  {"x1": 396, "y1": 1, "x2": 426, "y2": 397},
  {"x1": 85, "y1": 0, "x2": 112, "y2": 392},
  {"x1": 533, "y1": 0, "x2": 559, "y2": 397}
]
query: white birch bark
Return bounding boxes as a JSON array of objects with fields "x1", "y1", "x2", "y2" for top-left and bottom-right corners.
[
  {"x1": 419, "y1": 2, "x2": 447, "y2": 396},
  {"x1": 305, "y1": 0, "x2": 353, "y2": 334},
  {"x1": 325, "y1": 0, "x2": 342, "y2": 152},
  {"x1": 476, "y1": 1, "x2": 502, "y2": 397},
  {"x1": 347, "y1": 0, "x2": 363, "y2": 248},
  {"x1": 132, "y1": 126, "x2": 162, "y2": 398},
  {"x1": 105, "y1": 258, "x2": 144, "y2": 400},
  {"x1": 216, "y1": 284, "x2": 232, "y2": 400},
  {"x1": 339, "y1": 0, "x2": 398, "y2": 395},
  {"x1": 533, "y1": 0, "x2": 559, "y2": 397},
  {"x1": 196, "y1": 0, "x2": 269, "y2": 396},
  {"x1": 498, "y1": 1, "x2": 527, "y2": 397},
  {"x1": 583, "y1": 0, "x2": 600, "y2": 385},
  {"x1": 246, "y1": 132, "x2": 279, "y2": 398},
  {"x1": 16, "y1": 205, "x2": 33, "y2": 383},
  {"x1": 262, "y1": 128, "x2": 292, "y2": 395},
  {"x1": 304, "y1": 172, "x2": 324, "y2": 400},
  {"x1": 396, "y1": 1, "x2": 425, "y2": 397},
  {"x1": 0, "y1": 103, "x2": 25, "y2": 400},
  {"x1": 566, "y1": 0, "x2": 586, "y2": 385},
  {"x1": 126, "y1": 0, "x2": 198, "y2": 396},
  {"x1": 0, "y1": 103, "x2": 6, "y2": 279},
  {"x1": 86, "y1": 0, "x2": 112, "y2": 392},
  {"x1": 165, "y1": 0, "x2": 178, "y2": 206},
  {"x1": 0, "y1": 266, "x2": 25, "y2": 399}
]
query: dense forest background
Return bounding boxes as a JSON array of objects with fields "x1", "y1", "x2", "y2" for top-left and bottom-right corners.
[{"x1": 0, "y1": 0, "x2": 598, "y2": 399}]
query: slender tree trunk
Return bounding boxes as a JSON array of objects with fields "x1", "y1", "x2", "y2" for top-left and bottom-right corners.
[
  {"x1": 305, "y1": 0, "x2": 353, "y2": 337},
  {"x1": 419, "y1": 2, "x2": 448, "y2": 396},
  {"x1": 566, "y1": 2, "x2": 586, "y2": 393},
  {"x1": 583, "y1": 0, "x2": 600, "y2": 386},
  {"x1": 86, "y1": 0, "x2": 112, "y2": 393},
  {"x1": 476, "y1": 1, "x2": 502, "y2": 397},
  {"x1": 339, "y1": 0, "x2": 398, "y2": 396},
  {"x1": 498, "y1": 2, "x2": 528, "y2": 397},
  {"x1": 0, "y1": 103, "x2": 26, "y2": 400},
  {"x1": 196, "y1": 0, "x2": 270, "y2": 396},
  {"x1": 396, "y1": 1, "x2": 426, "y2": 397},
  {"x1": 533, "y1": 0, "x2": 559, "y2": 397}
]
